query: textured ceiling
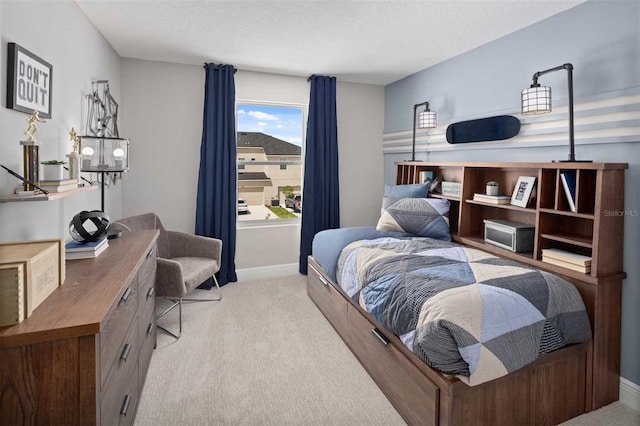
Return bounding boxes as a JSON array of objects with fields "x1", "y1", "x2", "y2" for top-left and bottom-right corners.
[{"x1": 76, "y1": 0, "x2": 586, "y2": 85}]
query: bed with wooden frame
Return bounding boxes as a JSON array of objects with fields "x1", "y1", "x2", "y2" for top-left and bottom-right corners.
[{"x1": 306, "y1": 161, "x2": 627, "y2": 426}]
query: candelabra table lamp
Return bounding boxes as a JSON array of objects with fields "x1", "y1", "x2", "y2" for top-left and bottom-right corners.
[{"x1": 79, "y1": 136, "x2": 130, "y2": 212}]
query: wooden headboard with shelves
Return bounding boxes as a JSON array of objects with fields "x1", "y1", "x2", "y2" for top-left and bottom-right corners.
[{"x1": 396, "y1": 160, "x2": 628, "y2": 409}]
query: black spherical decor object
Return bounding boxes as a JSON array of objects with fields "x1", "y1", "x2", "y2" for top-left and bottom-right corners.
[{"x1": 69, "y1": 210, "x2": 111, "y2": 243}]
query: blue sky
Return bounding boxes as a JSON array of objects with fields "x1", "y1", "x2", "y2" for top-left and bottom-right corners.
[{"x1": 237, "y1": 104, "x2": 303, "y2": 146}]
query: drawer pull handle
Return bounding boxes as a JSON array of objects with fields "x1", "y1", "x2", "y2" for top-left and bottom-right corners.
[
  {"x1": 309, "y1": 264, "x2": 328, "y2": 286},
  {"x1": 121, "y1": 288, "x2": 132, "y2": 303},
  {"x1": 146, "y1": 287, "x2": 155, "y2": 299},
  {"x1": 371, "y1": 328, "x2": 389, "y2": 347},
  {"x1": 120, "y1": 394, "x2": 131, "y2": 416},
  {"x1": 147, "y1": 248, "x2": 154, "y2": 258},
  {"x1": 120, "y1": 343, "x2": 131, "y2": 361},
  {"x1": 147, "y1": 323, "x2": 154, "y2": 335},
  {"x1": 317, "y1": 274, "x2": 329, "y2": 286}
]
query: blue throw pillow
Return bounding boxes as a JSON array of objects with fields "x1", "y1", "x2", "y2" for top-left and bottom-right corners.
[
  {"x1": 384, "y1": 182, "x2": 430, "y2": 198},
  {"x1": 376, "y1": 198, "x2": 451, "y2": 241}
]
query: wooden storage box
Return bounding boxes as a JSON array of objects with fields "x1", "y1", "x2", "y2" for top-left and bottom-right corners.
[{"x1": 0, "y1": 239, "x2": 65, "y2": 325}]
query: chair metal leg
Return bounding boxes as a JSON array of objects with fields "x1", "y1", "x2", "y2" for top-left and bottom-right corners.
[
  {"x1": 156, "y1": 298, "x2": 182, "y2": 339},
  {"x1": 156, "y1": 275, "x2": 222, "y2": 339}
]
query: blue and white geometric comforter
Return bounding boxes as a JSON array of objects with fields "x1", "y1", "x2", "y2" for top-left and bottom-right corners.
[{"x1": 336, "y1": 237, "x2": 592, "y2": 386}]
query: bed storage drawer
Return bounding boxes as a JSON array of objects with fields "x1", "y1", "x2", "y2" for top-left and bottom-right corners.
[
  {"x1": 307, "y1": 258, "x2": 348, "y2": 336},
  {"x1": 346, "y1": 304, "x2": 439, "y2": 426}
]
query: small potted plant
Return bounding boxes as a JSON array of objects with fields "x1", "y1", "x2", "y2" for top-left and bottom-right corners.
[
  {"x1": 486, "y1": 181, "x2": 499, "y2": 196},
  {"x1": 41, "y1": 160, "x2": 67, "y2": 181}
]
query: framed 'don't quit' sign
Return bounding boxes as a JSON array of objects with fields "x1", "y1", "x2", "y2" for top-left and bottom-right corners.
[{"x1": 6, "y1": 42, "x2": 53, "y2": 118}]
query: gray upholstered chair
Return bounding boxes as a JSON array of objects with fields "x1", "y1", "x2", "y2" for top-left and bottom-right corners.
[{"x1": 112, "y1": 213, "x2": 222, "y2": 338}]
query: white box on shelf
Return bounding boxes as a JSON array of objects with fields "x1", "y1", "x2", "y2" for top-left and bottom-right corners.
[{"x1": 441, "y1": 181, "x2": 462, "y2": 198}]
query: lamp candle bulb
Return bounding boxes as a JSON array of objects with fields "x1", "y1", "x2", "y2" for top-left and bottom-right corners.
[{"x1": 81, "y1": 146, "x2": 94, "y2": 170}]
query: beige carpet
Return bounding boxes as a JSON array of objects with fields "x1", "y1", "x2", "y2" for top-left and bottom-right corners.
[{"x1": 135, "y1": 274, "x2": 639, "y2": 426}]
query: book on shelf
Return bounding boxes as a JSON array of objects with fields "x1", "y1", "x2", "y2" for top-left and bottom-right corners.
[
  {"x1": 472, "y1": 193, "x2": 512, "y2": 204},
  {"x1": 65, "y1": 238, "x2": 108, "y2": 253},
  {"x1": 419, "y1": 170, "x2": 435, "y2": 183},
  {"x1": 65, "y1": 243, "x2": 108, "y2": 260},
  {"x1": 542, "y1": 256, "x2": 591, "y2": 273},
  {"x1": 560, "y1": 172, "x2": 577, "y2": 212},
  {"x1": 541, "y1": 248, "x2": 591, "y2": 266},
  {"x1": 39, "y1": 183, "x2": 79, "y2": 193},
  {"x1": 39, "y1": 178, "x2": 77, "y2": 186}
]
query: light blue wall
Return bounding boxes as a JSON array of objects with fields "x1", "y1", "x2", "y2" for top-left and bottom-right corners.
[
  {"x1": 384, "y1": 0, "x2": 640, "y2": 387},
  {"x1": 385, "y1": 0, "x2": 639, "y2": 133}
]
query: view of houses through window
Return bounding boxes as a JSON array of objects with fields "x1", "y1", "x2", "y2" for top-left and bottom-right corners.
[{"x1": 236, "y1": 103, "x2": 304, "y2": 223}]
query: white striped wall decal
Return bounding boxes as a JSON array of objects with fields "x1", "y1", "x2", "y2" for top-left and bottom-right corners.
[{"x1": 383, "y1": 88, "x2": 640, "y2": 155}]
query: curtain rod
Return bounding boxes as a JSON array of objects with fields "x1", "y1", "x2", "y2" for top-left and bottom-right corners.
[
  {"x1": 307, "y1": 75, "x2": 336, "y2": 82},
  {"x1": 203, "y1": 63, "x2": 237, "y2": 73}
]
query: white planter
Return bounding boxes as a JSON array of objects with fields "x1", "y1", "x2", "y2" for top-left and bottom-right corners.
[
  {"x1": 486, "y1": 185, "x2": 499, "y2": 196},
  {"x1": 42, "y1": 164, "x2": 64, "y2": 181}
]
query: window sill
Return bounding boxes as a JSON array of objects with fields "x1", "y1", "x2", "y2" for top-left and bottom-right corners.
[{"x1": 237, "y1": 218, "x2": 301, "y2": 229}]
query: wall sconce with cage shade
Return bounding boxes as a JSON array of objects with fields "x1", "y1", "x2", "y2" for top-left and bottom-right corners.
[
  {"x1": 411, "y1": 101, "x2": 437, "y2": 161},
  {"x1": 521, "y1": 63, "x2": 590, "y2": 162}
]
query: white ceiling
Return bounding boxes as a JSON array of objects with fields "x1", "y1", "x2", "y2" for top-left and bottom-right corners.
[{"x1": 76, "y1": 0, "x2": 586, "y2": 86}]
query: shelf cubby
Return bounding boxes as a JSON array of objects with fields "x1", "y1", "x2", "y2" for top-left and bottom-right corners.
[
  {"x1": 539, "y1": 169, "x2": 558, "y2": 210},
  {"x1": 576, "y1": 169, "x2": 597, "y2": 214},
  {"x1": 538, "y1": 211, "x2": 594, "y2": 247}
]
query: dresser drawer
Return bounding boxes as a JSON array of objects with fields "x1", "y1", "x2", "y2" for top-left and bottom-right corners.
[
  {"x1": 346, "y1": 304, "x2": 439, "y2": 426},
  {"x1": 103, "y1": 317, "x2": 139, "y2": 401},
  {"x1": 137, "y1": 245, "x2": 156, "y2": 301},
  {"x1": 101, "y1": 364, "x2": 139, "y2": 426},
  {"x1": 101, "y1": 280, "x2": 138, "y2": 388},
  {"x1": 307, "y1": 259, "x2": 348, "y2": 336},
  {"x1": 138, "y1": 291, "x2": 155, "y2": 344},
  {"x1": 138, "y1": 283, "x2": 155, "y2": 344},
  {"x1": 101, "y1": 319, "x2": 139, "y2": 426},
  {"x1": 138, "y1": 312, "x2": 156, "y2": 393}
]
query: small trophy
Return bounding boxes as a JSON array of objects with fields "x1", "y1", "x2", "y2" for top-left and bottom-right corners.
[
  {"x1": 66, "y1": 128, "x2": 81, "y2": 183},
  {"x1": 20, "y1": 111, "x2": 46, "y2": 191}
]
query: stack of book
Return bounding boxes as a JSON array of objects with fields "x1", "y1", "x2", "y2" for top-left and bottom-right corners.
[
  {"x1": 541, "y1": 248, "x2": 591, "y2": 273},
  {"x1": 65, "y1": 238, "x2": 108, "y2": 260},
  {"x1": 39, "y1": 178, "x2": 79, "y2": 193},
  {"x1": 473, "y1": 193, "x2": 511, "y2": 204}
]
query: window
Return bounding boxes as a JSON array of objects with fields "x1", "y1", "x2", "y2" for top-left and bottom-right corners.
[{"x1": 236, "y1": 102, "x2": 304, "y2": 225}]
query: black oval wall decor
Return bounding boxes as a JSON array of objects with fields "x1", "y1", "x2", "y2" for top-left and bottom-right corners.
[{"x1": 446, "y1": 115, "x2": 521, "y2": 144}]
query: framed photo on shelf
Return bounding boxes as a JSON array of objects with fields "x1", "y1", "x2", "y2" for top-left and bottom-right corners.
[
  {"x1": 6, "y1": 43, "x2": 53, "y2": 118},
  {"x1": 511, "y1": 176, "x2": 537, "y2": 207}
]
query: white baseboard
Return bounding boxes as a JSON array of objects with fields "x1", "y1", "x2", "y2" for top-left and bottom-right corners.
[
  {"x1": 236, "y1": 263, "x2": 300, "y2": 281},
  {"x1": 620, "y1": 377, "x2": 640, "y2": 411}
]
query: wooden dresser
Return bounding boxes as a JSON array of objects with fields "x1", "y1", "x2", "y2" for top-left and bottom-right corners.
[{"x1": 0, "y1": 229, "x2": 159, "y2": 426}]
